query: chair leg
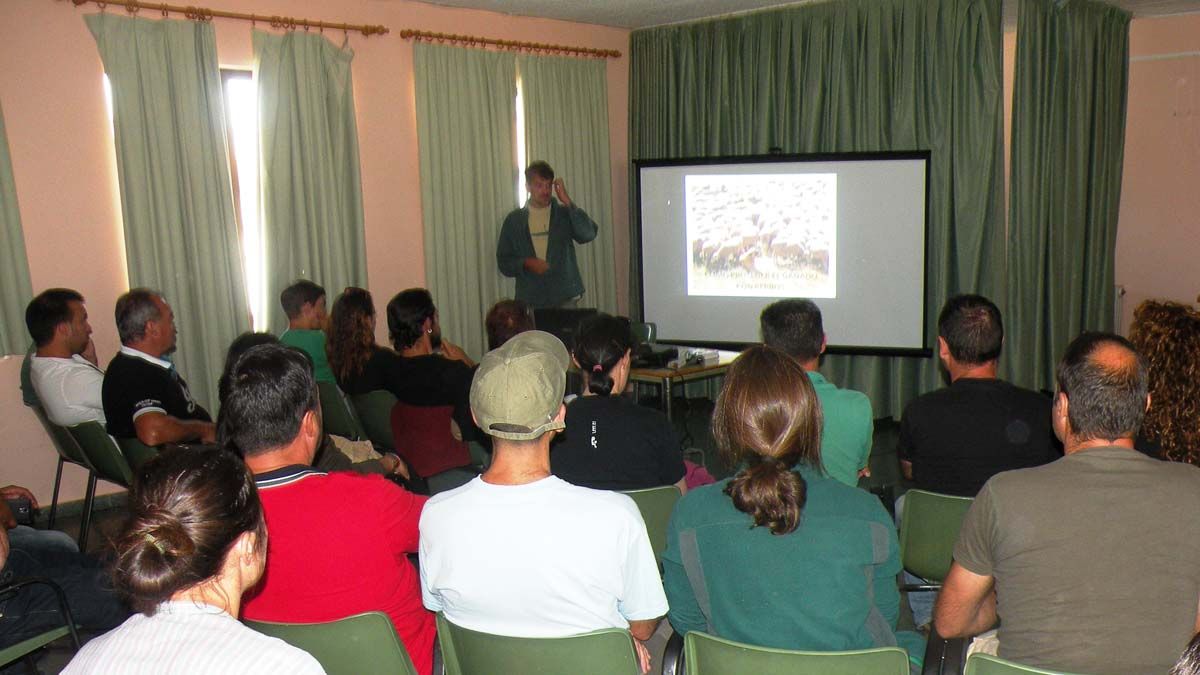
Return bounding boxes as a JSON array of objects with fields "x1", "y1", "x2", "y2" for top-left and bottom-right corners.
[
  {"x1": 77, "y1": 473, "x2": 97, "y2": 553},
  {"x1": 48, "y1": 457, "x2": 65, "y2": 530}
]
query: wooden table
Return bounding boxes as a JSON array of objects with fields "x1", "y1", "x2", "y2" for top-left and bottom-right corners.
[{"x1": 628, "y1": 350, "x2": 741, "y2": 422}]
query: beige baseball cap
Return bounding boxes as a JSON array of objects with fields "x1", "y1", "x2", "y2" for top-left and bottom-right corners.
[{"x1": 470, "y1": 330, "x2": 570, "y2": 441}]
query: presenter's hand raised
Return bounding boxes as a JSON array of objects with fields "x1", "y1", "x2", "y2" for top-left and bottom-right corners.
[
  {"x1": 553, "y1": 178, "x2": 572, "y2": 207},
  {"x1": 524, "y1": 257, "x2": 550, "y2": 275}
]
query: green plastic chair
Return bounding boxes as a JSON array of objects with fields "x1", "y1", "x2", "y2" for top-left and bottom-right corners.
[
  {"x1": 898, "y1": 489, "x2": 975, "y2": 589},
  {"x1": 66, "y1": 422, "x2": 135, "y2": 551},
  {"x1": 28, "y1": 405, "x2": 95, "y2": 530},
  {"x1": 683, "y1": 631, "x2": 909, "y2": 675},
  {"x1": 965, "y1": 653, "x2": 1082, "y2": 675},
  {"x1": 245, "y1": 611, "x2": 417, "y2": 675},
  {"x1": 318, "y1": 381, "x2": 367, "y2": 441},
  {"x1": 0, "y1": 578, "x2": 82, "y2": 671},
  {"x1": 437, "y1": 613, "x2": 640, "y2": 675},
  {"x1": 116, "y1": 436, "x2": 160, "y2": 473},
  {"x1": 350, "y1": 390, "x2": 399, "y2": 451},
  {"x1": 619, "y1": 485, "x2": 681, "y2": 566}
]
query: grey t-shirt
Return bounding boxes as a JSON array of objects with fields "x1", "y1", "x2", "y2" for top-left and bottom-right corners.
[{"x1": 955, "y1": 446, "x2": 1200, "y2": 675}]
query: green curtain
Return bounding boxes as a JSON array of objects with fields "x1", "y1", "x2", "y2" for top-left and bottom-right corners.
[
  {"x1": 86, "y1": 13, "x2": 250, "y2": 411},
  {"x1": 629, "y1": 0, "x2": 1005, "y2": 417},
  {"x1": 0, "y1": 101, "x2": 34, "y2": 355},
  {"x1": 1006, "y1": 0, "x2": 1130, "y2": 391},
  {"x1": 518, "y1": 55, "x2": 619, "y2": 314},
  {"x1": 414, "y1": 43, "x2": 517, "y2": 360},
  {"x1": 255, "y1": 31, "x2": 367, "y2": 333}
]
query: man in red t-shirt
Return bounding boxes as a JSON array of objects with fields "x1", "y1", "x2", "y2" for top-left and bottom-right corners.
[{"x1": 221, "y1": 343, "x2": 433, "y2": 675}]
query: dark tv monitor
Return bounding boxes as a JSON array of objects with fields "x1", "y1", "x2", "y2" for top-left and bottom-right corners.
[{"x1": 533, "y1": 307, "x2": 598, "y2": 352}]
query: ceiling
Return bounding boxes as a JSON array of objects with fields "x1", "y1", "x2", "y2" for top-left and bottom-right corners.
[{"x1": 410, "y1": 0, "x2": 1200, "y2": 30}]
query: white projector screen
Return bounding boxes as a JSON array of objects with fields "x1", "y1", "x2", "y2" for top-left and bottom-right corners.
[{"x1": 636, "y1": 152, "x2": 930, "y2": 355}]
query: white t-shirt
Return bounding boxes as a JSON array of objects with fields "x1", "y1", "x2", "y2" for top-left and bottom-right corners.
[
  {"x1": 63, "y1": 601, "x2": 325, "y2": 675},
  {"x1": 420, "y1": 475, "x2": 668, "y2": 637},
  {"x1": 30, "y1": 354, "x2": 105, "y2": 426}
]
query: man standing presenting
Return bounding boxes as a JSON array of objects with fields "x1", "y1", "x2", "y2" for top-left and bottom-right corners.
[
  {"x1": 497, "y1": 161, "x2": 599, "y2": 308},
  {"x1": 936, "y1": 333, "x2": 1200, "y2": 674}
]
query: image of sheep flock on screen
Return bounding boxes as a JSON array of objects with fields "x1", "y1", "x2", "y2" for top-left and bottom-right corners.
[{"x1": 685, "y1": 174, "x2": 837, "y2": 299}]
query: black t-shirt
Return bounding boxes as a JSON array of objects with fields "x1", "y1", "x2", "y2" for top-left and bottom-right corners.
[
  {"x1": 551, "y1": 394, "x2": 686, "y2": 491},
  {"x1": 338, "y1": 347, "x2": 479, "y2": 442},
  {"x1": 897, "y1": 378, "x2": 1060, "y2": 497},
  {"x1": 102, "y1": 351, "x2": 212, "y2": 439}
]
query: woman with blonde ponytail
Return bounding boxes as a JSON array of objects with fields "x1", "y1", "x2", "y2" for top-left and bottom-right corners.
[{"x1": 662, "y1": 345, "x2": 924, "y2": 669}]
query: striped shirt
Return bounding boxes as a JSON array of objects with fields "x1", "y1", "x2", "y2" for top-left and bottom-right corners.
[{"x1": 63, "y1": 600, "x2": 325, "y2": 674}]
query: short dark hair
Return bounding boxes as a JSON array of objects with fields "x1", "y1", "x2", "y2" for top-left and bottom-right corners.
[
  {"x1": 760, "y1": 299, "x2": 824, "y2": 361},
  {"x1": 485, "y1": 299, "x2": 535, "y2": 351},
  {"x1": 217, "y1": 332, "x2": 283, "y2": 405},
  {"x1": 386, "y1": 288, "x2": 436, "y2": 351},
  {"x1": 112, "y1": 446, "x2": 265, "y2": 616},
  {"x1": 218, "y1": 343, "x2": 319, "y2": 458},
  {"x1": 1056, "y1": 332, "x2": 1149, "y2": 442},
  {"x1": 115, "y1": 288, "x2": 164, "y2": 345},
  {"x1": 524, "y1": 161, "x2": 554, "y2": 182},
  {"x1": 280, "y1": 280, "x2": 326, "y2": 320},
  {"x1": 938, "y1": 294, "x2": 1003, "y2": 365},
  {"x1": 25, "y1": 288, "x2": 84, "y2": 347},
  {"x1": 573, "y1": 313, "x2": 634, "y2": 397}
]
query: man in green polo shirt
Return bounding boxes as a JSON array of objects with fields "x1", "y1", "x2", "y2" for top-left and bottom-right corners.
[
  {"x1": 761, "y1": 299, "x2": 873, "y2": 487},
  {"x1": 278, "y1": 279, "x2": 335, "y2": 384}
]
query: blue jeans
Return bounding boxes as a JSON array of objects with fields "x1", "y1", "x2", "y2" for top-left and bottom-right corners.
[
  {"x1": 893, "y1": 495, "x2": 936, "y2": 628},
  {"x1": 0, "y1": 527, "x2": 128, "y2": 649}
]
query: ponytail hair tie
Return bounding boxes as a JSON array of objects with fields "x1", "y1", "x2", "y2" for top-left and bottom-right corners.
[{"x1": 592, "y1": 364, "x2": 603, "y2": 373}]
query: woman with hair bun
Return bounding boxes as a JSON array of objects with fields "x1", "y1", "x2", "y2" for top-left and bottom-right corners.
[
  {"x1": 662, "y1": 345, "x2": 923, "y2": 669},
  {"x1": 63, "y1": 447, "x2": 325, "y2": 674},
  {"x1": 551, "y1": 313, "x2": 687, "y2": 492}
]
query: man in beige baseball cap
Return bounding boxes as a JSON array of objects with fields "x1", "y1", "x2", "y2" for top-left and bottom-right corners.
[{"x1": 419, "y1": 331, "x2": 667, "y2": 673}]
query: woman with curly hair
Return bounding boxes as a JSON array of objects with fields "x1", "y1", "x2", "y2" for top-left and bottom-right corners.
[
  {"x1": 1128, "y1": 299, "x2": 1200, "y2": 464},
  {"x1": 662, "y1": 345, "x2": 924, "y2": 669}
]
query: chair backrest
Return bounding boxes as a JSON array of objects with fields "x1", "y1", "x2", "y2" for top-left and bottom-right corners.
[
  {"x1": 0, "y1": 578, "x2": 81, "y2": 668},
  {"x1": 115, "y1": 437, "x2": 160, "y2": 473},
  {"x1": 29, "y1": 405, "x2": 93, "y2": 470},
  {"x1": 898, "y1": 489, "x2": 975, "y2": 582},
  {"x1": 318, "y1": 381, "x2": 367, "y2": 441},
  {"x1": 964, "y1": 653, "x2": 1080, "y2": 675},
  {"x1": 683, "y1": 631, "x2": 910, "y2": 675},
  {"x1": 350, "y1": 390, "x2": 399, "y2": 451},
  {"x1": 389, "y1": 403, "x2": 472, "y2": 478},
  {"x1": 245, "y1": 611, "x2": 416, "y2": 675},
  {"x1": 67, "y1": 421, "x2": 134, "y2": 487},
  {"x1": 619, "y1": 485, "x2": 681, "y2": 564},
  {"x1": 436, "y1": 613, "x2": 640, "y2": 675}
]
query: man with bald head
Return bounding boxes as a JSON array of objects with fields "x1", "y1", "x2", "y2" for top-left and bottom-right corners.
[{"x1": 935, "y1": 332, "x2": 1200, "y2": 674}]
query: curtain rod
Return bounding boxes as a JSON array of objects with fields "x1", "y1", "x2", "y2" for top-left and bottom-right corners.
[
  {"x1": 400, "y1": 29, "x2": 621, "y2": 59},
  {"x1": 68, "y1": 0, "x2": 389, "y2": 36}
]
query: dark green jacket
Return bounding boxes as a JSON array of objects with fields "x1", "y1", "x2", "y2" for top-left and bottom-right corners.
[{"x1": 496, "y1": 200, "x2": 598, "y2": 308}]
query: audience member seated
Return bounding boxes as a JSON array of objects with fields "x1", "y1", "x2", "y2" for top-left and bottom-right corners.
[
  {"x1": 1128, "y1": 299, "x2": 1200, "y2": 463},
  {"x1": 101, "y1": 288, "x2": 214, "y2": 446},
  {"x1": 226, "y1": 344, "x2": 434, "y2": 675},
  {"x1": 419, "y1": 331, "x2": 667, "y2": 674},
  {"x1": 278, "y1": 279, "x2": 335, "y2": 384},
  {"x1": 217, "y1": 332, "x2": 408, "y2": 480},
  {"x1": 551, "y1": 313, "x2": 686, "y2": 492},
  {"x1": 662, "y1": 346, "x2": 924, "y2": 669},
  {"x1": 898, "y1": 294, "x2": 1059, "y2": 497},
  {"x1": 760, "y1": 298, "x2": 872, "y2": 487},
  {"x1": 26, "y1": 288, "x2": 106, "y2": 425},
  {"x1": 484, "y1": 298, "x2": 535, "y2": 351},
  {"x1": 935, "y1": 332, "x2": 1200, "y2": 675},
  {"x1": 1173, "y1": 633, "x2": 1200, "y2": 675},
  {"x1": 63, "y1": 448, "x2": 323, "y2": 674},
  {"x1": 0, "y1": 484, "x2": 127, "y2": 652}
]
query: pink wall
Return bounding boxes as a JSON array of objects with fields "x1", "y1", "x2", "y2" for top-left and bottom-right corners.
[
  {"x1": 1116, "y1": 14, "x2": 1200, "y2": 332},
  {"x1": 0, "y1": 0, "x2": 629, "y2": 505}
]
